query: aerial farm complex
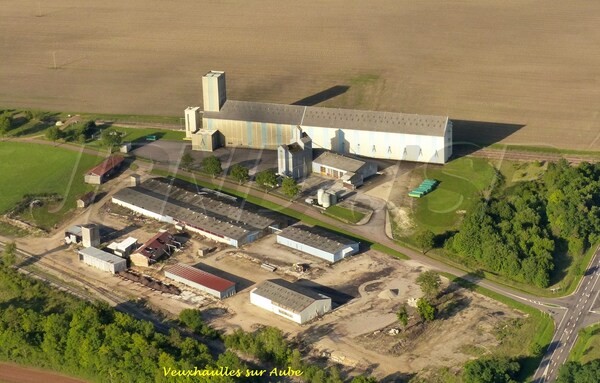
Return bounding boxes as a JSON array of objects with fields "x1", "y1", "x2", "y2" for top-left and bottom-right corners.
[{"x1": 186, "y1": 71, "x2": 453, "y2": 167}]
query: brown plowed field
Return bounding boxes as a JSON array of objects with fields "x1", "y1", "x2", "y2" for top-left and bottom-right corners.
[
  {"x1": 0, "y1": 363, "x2": 87, "y2": 383},
  {"x1": 1, "y1": 1, "x2": 599, "y2": 150}
]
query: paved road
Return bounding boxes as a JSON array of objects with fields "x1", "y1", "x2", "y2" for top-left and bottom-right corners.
[{"x1": 532, "y1": 246, "x2": 600, "y2": 382}]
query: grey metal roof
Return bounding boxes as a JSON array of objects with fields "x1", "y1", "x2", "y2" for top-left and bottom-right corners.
[
  {"x1": 79, "y1": 247, "x2": 126, "y2": 265},
  {"x1": 203, "y1": 100, "x2": 448, "y2": 136},
  {"x1": 277, "y1": 224, "x2": 359, "y2": 255},
  {"x1": 312, "y1": 151, "x2": 366, "y2": 173},
  {"x1": 252, "y1": 279, "x2": 330, "y2": 313},
  {"x1": 203, "y1": 100, "x2": 305, "y2": 126},
  {"x1": 112, "y1": 178, "x2": 274, "y2": 242}
]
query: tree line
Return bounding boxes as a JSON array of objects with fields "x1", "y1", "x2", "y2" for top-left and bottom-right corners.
[
  {"x1": 445, "y1": 160, "x2": 600, "y2": 288},
  {"x1": 0, "y1": 245, "x2": 376, "y2": 382}
]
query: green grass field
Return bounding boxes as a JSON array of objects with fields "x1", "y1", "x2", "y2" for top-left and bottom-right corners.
[
  {"x1": 411, "y1": 157, "x2": 497, "y2": 233},
  {"x1": 324, "y1": 205, "x2": 365, "y2": 224},
  {"x1": 0, "y1": 142, "x2": 101, "y2": 230},
  {"x1": 569, "y1": 323, "x2": 600, "y2": 364}
]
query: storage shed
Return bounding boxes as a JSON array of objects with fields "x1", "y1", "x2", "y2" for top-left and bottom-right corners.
[
  {"x1": 250, "y1": 279, "x2": 331, "y2": 324},
  {"x1": 84, "y1": 156, "x2": 125, "y2": 185},
  {"x1": 78, "y1": 247, "x2": 127, "y2": 274},
  {"x1": 276, "y1": 224, "x2": 359, "y2": 263},
  {"x1": 164, "y1": 263, "x2": 236, "y2": 299}
]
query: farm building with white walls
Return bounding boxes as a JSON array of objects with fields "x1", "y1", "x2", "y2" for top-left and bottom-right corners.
[
  {"x1": 165, "y1": 263, "x2": 236, "y2": 299},
  {"x1": 111, "y1": 178, "x2": 277, "y2": 247},
  {"x1": 312, "y1": 151, "x2": 377, "y2": 189},
  {"x1": 78, "y1": 247, "x2": 127, "y2": 274},
  {"x1": 188, "y1": 70, "x2": 452, "y2": 164},
  {"x1": 250, "y1": 279, "x2": 332, "y2": 324},
  {"x1": 276, "y1": 224, "x2": 359, "y2": 263}
]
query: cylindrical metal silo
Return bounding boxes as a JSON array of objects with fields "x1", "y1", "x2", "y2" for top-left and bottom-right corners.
[
  {"x1": 322, "y1": 192, "x2": 331, "y2": 208},
  {"x1": 328, "y1": 191, "x2": 338, "y2": 205},
  {"x1": 317, "y1": 189, "x2": 325, "y2": 205}
]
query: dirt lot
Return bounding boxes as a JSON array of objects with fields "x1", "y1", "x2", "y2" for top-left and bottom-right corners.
[
  {"x1": 0, "y1": 363, "x2": 87, "y2": 383},
  {"x1": 196, "y1": 245, "x2": 524, "y2": 381},
  {"x1": 2, "y1": 1, "x2": 600, "y2": 150}
]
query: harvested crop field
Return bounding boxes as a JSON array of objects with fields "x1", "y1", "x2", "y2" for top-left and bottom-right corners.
[{"x1": 1, "y1": 1, "x2": 600, "y2": 150}]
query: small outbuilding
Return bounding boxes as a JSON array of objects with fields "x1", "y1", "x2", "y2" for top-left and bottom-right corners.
[
  {"x1": 106, "y1": 237, "x2": 138, "y2": 258},
  {"x1": 312, "y1": 151, "x2": 377, "y2": 189},
  {"x1": 250, "y1": 279, "x2": 332, "y2": 324},
  {"x1": 119, "y1": 142, "x2": 132, "y2": 153},
  {"x1": 276, "y1": 224, "x2": 359, "y2": 263},
  {"x1": 78, "y1": 247, "x2": 127, "y2": 274},
  {"x1": 76, "y1": 191, "x2": 95, "y2": 208},
  {"x1": 165, "y1": 263, "x2": 236, "y2": 299},
  {"x1": 84, "y1": 156, "x2": 125, "y2": 185}
]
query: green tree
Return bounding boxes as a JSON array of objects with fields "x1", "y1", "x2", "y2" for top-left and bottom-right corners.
[
  {"x1": 281, "y1": 177, "x2": 300, "y2": 199},
  {"x1": 0, "y1": 112, "x2": 13, "y2": 136},
  {"x1": 463, "y1": 357, "x2": 520, "y2": 383},
  {"x1": 45, "y1": 126, "x2": 63, "y2": 142},
  {"x1": 230, "y1": 164, "x2": 249, "y2": 184},
  {"x1": 255, "y1": 169, "x2": 278, "y2": 191},
  {"x1": 396, "y1": 304, "x2": 409, "y2": 327},
  {"x1": 180, "y1": 152, "x2": 195, "y2": 171},
  {"x1": 201, "y1": 155, "x2": 222, "y2": 178},
  {"x1": 415, "y1": 229, "x2": 436, "y2": 253},
  {"x1": 2, "y1": 242, "x2": 17, "y2": 267},
  {"x1": 100, "y1": 128, "x2": 122, "y2": 150},
  {"x1": 416, "y1": 270, "x2": 442, "y2": 299},
  {"x1": 557, "y1": 360, "x2": 600, "y2": 383},
  {"x1": 416, "y1": 298, "x2": 436, "y2": 322},
  {"x1": 23, "y1": 110, "x2": 33, "y2": 121}
]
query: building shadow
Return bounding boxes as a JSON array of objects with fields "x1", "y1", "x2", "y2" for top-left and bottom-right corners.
[
  {"x1": 381, "y1": 372, "x2": 417, "y2": 383},
  {"x1": 97, "y1": 223, "x2": 140, "y2": 243},
  {"x1": 451, "y1": 119, "x2": 526, "y2": 158},
  {"x1": 292, "y1": 85, "x2": 350, "y2": 106},
  {"x1": 295, "y1": 279, "x2": 354, "y2": 307},
  {"x1": 193, "y1": 262, "x2": 255, "y2": 292}
]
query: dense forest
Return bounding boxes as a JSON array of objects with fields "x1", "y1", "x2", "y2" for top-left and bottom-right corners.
[
  {"x1": 0, "y1": 248, "x2": 375, "y2": 383},
  {"x1": 447, "y1": 160, "x2": 600, "y2": 288}
]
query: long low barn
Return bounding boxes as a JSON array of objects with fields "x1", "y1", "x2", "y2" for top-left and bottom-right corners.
[
  {"x1": 188, "y1": 71, "x2": 452, "y2": 164},
  {"x1": 250, "y1": 279, "x2": 332, "y2": 324},
  {"x1": 111, "y1": 178, "x2": 277, "y2": 247},
  {"x1": 84, "y1": 155, "x2": 124, "y2": 185},
  {"x1": 165, "y1": 263, "x2": 236, "y2": 299},
  {"x1": 276, "y1": 224, "x2": 359, "y2": 263},
  {"x1": 78, "y1": 247, "x2": 127, "y2": 274}
]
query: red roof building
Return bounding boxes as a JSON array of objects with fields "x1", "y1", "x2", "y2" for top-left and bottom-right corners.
[
  {"x1": 84, "y1": 156, "x2": 125, "y2": 184},
  {"x1": 130, "y1": 231, "x2": 179, "y2": 267},
  {"x1": 164, "y1": 263, "x2": 236, "y2": 299}
]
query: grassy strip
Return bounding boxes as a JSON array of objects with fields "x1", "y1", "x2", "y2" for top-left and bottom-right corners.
[
  {"x1": 64, "y1": 111, "x2": 181, "y2": 125},
  {"x1": 439, "y1": 272, "x2": 555, "y2": 381},
  {"x1": 84, "y1": 126, "x2": 185, "y2": 148},
  {"x1": 569, "y1": 323, "x2": 600, "y2": 363},
  {"x1": 486, "y1": 143, "x2": 600, "y2": 158},
  {"x1": 151, "y1": 168, "x2": 409, "y2": 260},
  {"x1": 323, "y1": 205, "x2": 365, "y2": 224},
  {"x1": 0, "y1": 222, "x2": 29, "y2": 238}
]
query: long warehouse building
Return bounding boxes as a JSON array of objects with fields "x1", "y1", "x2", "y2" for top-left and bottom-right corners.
[
  {"x1": 276, "y1": 224, "x2": 359, "y2": 263},
  {"x1": 111, "y1": 178, "x2": 277, "y2": 247},
  {"x1": 186, "y1": 71, "x2": 452, "y2": 164}
]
